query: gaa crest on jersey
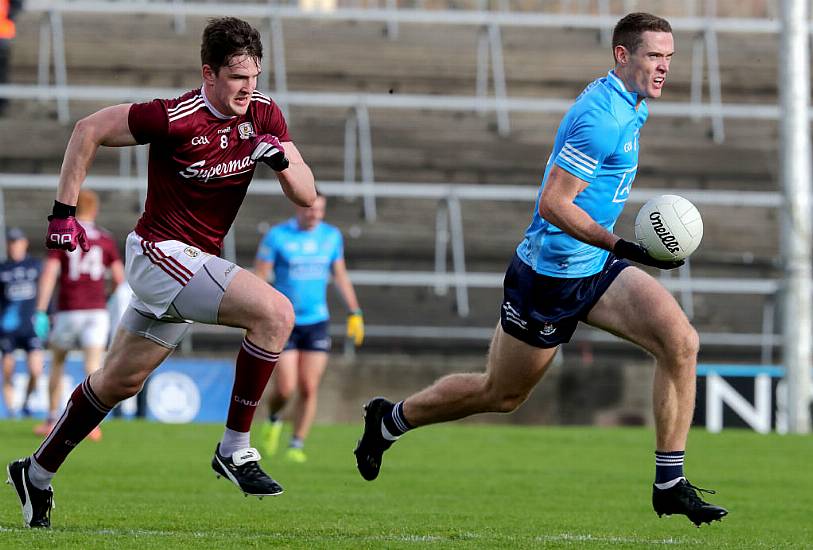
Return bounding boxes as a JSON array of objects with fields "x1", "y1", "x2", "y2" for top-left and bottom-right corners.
[
  {"x1": 238, "y1": 122, "x2": 255, "y2": 140},
  {"x1": 184, "y1": 247, "x2": 200, "y2": 258}
]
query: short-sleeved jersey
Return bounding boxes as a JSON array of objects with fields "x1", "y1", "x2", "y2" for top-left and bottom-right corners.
[
  {"x1": 48, "y1": 221, "x2": 121, "y2": 311},
  {"x1": 517, "y1": 70, "x2": 648, "y2": 278},
  {"x1": 256, "y1": 219, "x2": 344, "y2": 326},
  {"x1": 128, "y1": 88, "x2": 290, "y2": 255},
  {"x1": 0, "y1": 256, "x2": 41, "y2": 334}
]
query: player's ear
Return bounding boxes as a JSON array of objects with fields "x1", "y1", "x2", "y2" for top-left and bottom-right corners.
[
  {"x1": 202, "y1": 64, "x2": 217, "y2": 85},
  {"x1": 613, "y1": 45, "x2": 628, "y2": 66}
]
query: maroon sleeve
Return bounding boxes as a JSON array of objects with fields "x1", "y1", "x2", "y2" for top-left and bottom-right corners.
[
  {"x1": 128, "y1": 100, "x2": 169, "y2": 144},
  {"x1": 258, "y1": 100, "x2": 291, "y2": 142}
]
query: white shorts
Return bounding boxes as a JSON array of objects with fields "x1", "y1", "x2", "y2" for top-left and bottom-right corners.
[
  {"x1": 125, "y1": 231, "x2": 214, "y2": 318},
  {"x1": 50, "y1": 309, "x2": 111, "y2": 350}
]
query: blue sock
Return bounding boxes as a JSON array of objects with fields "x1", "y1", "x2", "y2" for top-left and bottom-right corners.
[
  {"x1": 289, "y1": 437, "x2": 304, "y2": 449},
  {"x1": 381, "y1": 401, "x2": 413, "y2": 441},
  {"x1": 655, "y1": 450, "x2": 685, "y2": 487}
]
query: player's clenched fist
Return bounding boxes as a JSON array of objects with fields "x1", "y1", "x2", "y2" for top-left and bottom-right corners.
[
  {"x1": 45, "y1": 200, "x2": 89, "y2": 252},
  {"x1": 250, "y1": 134, "x2": 290, "y2": 172}
]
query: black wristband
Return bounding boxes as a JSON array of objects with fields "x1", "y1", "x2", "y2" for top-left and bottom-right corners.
[
  {"x1": 51, "y1": 200, "x2": 76, "y2": 219},
  {"x1": 273, "y1": 156, "x2": 290, "y2": 172}
]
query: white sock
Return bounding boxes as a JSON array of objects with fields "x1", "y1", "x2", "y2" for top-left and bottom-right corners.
[
  {"x1": 28, "y1": 456, "x2": 55, "y2": 491},
  {"x1": 219, "y1": 428, "x2": 251, "y2": 457}
]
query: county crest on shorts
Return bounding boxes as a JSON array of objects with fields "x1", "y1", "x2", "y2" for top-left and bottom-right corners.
[{"x1": 540, "y1": 322, "x2": 557, "y2": 336}]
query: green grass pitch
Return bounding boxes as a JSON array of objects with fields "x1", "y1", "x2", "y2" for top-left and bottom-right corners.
[{"x1": 1, "y1": 419, "x2": 811, "y2": 548}]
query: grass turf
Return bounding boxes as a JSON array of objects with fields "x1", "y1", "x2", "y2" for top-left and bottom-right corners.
[{"x1": 1, "y1": 420, "x2": 811, "y2": 548}]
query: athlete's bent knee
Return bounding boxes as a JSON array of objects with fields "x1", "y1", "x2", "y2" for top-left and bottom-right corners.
[
  {"x1": 273, "y1": 384, "x2": 294, "y2": 402},
  {"x1": 668, "y1": 325, "x2": 699, "y2": 364},
  {"x1": 493, "y1": 391, "x2": 528, "y2": 413},
  {"x1": 94, "y1": 369, "x2": 148, "y2": 403},
  {"x1": 255, "y1": 293, "x2": 295, "y2": 339},
  {"x1": 114, "y1": 377, "x2": 146, "y2": 401},
  {"x1": 299, "y1": 383, "x2": 318, "y2": 401},
  {"x1": 483, "y1": 379, "x2": 529, "y2": 413}
]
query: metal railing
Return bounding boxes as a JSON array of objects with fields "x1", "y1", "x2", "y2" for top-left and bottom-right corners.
[
  {"x1": 0, "y1": 1, "x2": 793, "y2": 357},
  {"x1": 20, "y1": 0, "x2": 793, "y2": 140},
  {"x1": 0, "y1": 81, "x2": 793, "y2": 224},
  {"x1": 0, "y1": 173, "x2": 783, "y2": 357}
]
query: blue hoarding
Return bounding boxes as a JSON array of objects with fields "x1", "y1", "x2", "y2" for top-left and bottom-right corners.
[{"x1": 1, "y1": 355, "x2": 237, "y2": 423}]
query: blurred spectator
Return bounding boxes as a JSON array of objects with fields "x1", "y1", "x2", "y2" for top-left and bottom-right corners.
[
  {"x1": 0, "y1": 228, "x2": 45, "y2": 417},
  {"x1": 0, "y1": 0, "x2": 23, "y2": 116}
]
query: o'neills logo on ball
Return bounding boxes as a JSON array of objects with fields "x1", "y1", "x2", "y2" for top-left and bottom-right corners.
[{"x1": 649, "y1": 212, "x2": 681, "y2": 253}]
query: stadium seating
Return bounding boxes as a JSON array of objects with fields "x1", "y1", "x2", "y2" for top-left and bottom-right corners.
[{"x1": 0, "y1": 7, "x2": 783, "y2": 362}]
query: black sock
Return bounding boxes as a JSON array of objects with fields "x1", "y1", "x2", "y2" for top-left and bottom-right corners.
[{"x1": 655, "y1": 450, "x2": 685, "y2": 487}]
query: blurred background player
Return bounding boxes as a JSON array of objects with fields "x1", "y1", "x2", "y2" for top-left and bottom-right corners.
[
  {"x1": 33, "y1": 189, "x2": 125, "y2": 439},
  {"x1": 0, "y1": 228, "x2": 45, "y2": 418},
  {"x1": 255, "y1": 193, "x2": 363, "y2": 463}
]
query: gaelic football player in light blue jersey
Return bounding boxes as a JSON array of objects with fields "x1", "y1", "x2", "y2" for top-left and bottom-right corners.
[
  {"x1": 355, "y1": 12, "x2": 728, "y2": 527},
  {"x1": 517, "y1": 64, "x2": 648, "y2": 276},
  {"x1": 256, "y1": 193, "x2": 363, "y2": 463}
]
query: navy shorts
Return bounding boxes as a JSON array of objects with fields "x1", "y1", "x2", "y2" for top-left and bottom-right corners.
[
  {"x1": 283, "y1": 321, "x2": 331, "y2": 352},
  {"x1": 0, "y1": 327, "x2": 43, "y2": 354},
  {"x1": 499, "y1": 253, "x2": 630, "y2": 348}
]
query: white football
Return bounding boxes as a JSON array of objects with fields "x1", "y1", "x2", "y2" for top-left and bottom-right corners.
[{"x1": 634, "y1": 195, "x2": 703, "y2": 261}]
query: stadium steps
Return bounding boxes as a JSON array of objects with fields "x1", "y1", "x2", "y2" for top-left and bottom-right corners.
[
  {"x1": 1, "y1": 183, "x2": 779, "y2": 341},
  {"x1": 0, "y1": 9, "x2": 784, "y2": 349},
  {"x1": 11, "y1": 13, "x2": 779, "y2": 101},
  {"x1": 5, "y1": 12, "x2": 780, "y2": 187},
  {"x1": 0, "y1": 108, "x2": 777, "y2": 191}
]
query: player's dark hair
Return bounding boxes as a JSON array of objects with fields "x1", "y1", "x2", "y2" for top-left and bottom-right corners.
[
  {"x1": 612, "y1": 12, "x2": 671, "y2": 61},
  {"x1": 201, "y1": 17, "x2": 263, "y2": 74}
]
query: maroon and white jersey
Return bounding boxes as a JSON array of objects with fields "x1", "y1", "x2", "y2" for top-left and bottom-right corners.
[
  {"x1": 49, "y1": 221, "x2": 121, "y2": 311},
  {"x1": 128, "y1": 88, "x2": 290, "y2": 255}
]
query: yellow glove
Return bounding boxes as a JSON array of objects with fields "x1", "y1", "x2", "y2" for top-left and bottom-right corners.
[{"x1": 346, "y1": 310, "x2": 364, "y2": 347}]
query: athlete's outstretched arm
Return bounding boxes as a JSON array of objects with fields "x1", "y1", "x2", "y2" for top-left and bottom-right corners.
[
  {"x1": 333, "y1": 257, "x2": 364, "y2": 347},
  {"x1": 110, "y1": 259, "x2": 126, "y2": 290},
  {"x1": 276, "y1": 141, "x2": 316, "y2": 207},
  {"x1": 332, "y1": 258, "x2": 361, "y2": 313},
  {"x1": 538, "y1": 164, "x2": 620, "y2": 251},
  {"x1": 56, "y1": 104, "x2": 138, "y2": 206},
  {"x1": 254, "y1": 259, "x2": 274, "y2": 283},
  {"x1": 35, "y1": 257, "x2": 61, "y2": 313}
]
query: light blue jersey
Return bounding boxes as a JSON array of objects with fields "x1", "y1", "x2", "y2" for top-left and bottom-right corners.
[
  {"x1": 517, "y1": 70, "x2": 648, "y2": 277},
  {"x1": 256, "y1": 218, "x2": 344, "y2": 326}
]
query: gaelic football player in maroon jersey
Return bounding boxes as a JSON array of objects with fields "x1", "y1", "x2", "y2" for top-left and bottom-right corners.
[
  {"x1": 33, "y1": 189, "x2": 125, "y2": 441},
  {"x1": 7, "y1": 17, "x2": 315, "y2": 528}
]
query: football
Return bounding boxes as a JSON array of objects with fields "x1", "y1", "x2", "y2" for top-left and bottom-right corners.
[{"x1": 634, "y1": 194, "x2": 703, "y2": 261}]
